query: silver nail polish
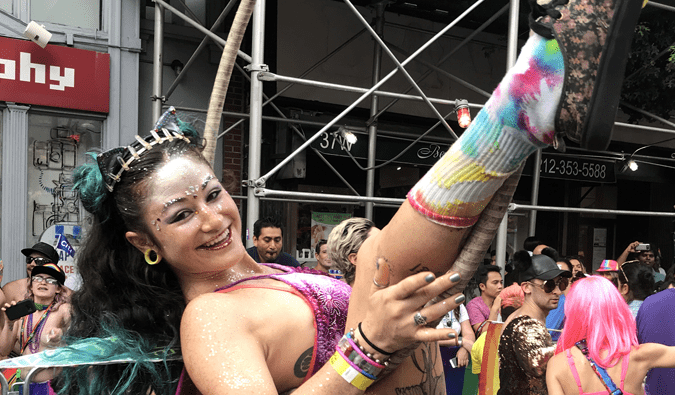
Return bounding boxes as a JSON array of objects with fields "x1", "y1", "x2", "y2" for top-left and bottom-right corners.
[
  {"x1": 455, "y1": 294, "x2": 465, "y2": 304},
  {"x1": 448, "y1": 332, "x2": 456, "y2": 339},
  {"x1": 425, "y1": 274, "x2": 435, "y2": 283},
  {"x1": 449, "y1": 273, "x2": 461, "y2": 283}
]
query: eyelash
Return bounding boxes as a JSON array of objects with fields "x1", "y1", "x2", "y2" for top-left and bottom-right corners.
[{"x1": 168, "y1": 188, "x2": 223, "y2": 224}]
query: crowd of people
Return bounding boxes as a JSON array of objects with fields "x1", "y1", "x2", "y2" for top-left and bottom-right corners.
[{"x1": 0, "y1": 0, "x2": 672, "y2": 394}]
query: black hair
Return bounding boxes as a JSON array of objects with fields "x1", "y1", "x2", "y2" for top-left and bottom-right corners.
[
  {"x1": 315, "y1": 239, "x2": 327, "y2": 254},
  {"x1": 253, "y1": 217, "x2": 283, "y2": 238},
  {"x1": 619, "y1": 261, "x2": 656, "y2": 301},
  {"x1": 490, "y1": 249, "x2": 510, "y2": 262},
  {"x1": 540, "y1": 247, "x2": 559, "y2": 262},
  {"x1": 56, "y1": 132, "x2": 205, "y2": 394},
  {"x1": 523, "y1": 237, "x2": 543, "y2": 252},
  {"x1": 476, "y1": 265, "x2": 501, "y2": 287}
]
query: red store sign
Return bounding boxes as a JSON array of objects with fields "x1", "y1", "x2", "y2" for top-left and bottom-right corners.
[{"x1": 0, "y1": 37, "x2": 110, "y2": 113}]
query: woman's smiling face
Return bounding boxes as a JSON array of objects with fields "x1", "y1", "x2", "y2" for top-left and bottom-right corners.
[{"x1": 137, "y1": 155, "x2": 245, "y2": 276}]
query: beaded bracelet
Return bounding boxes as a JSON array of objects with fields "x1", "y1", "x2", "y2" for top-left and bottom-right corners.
[
  {"x1": 344, "y1": 328, "x2": 390, "y2": 364},
  {"x1": 337, "y1": 332, "x2": 385, "y2": 377},
  {"x1": 329, "y1": 350, "x2": 375, "y2": 391}
]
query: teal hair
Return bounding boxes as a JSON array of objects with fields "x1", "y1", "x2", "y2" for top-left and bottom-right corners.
[
  {"x1": 72, "y1": 152, "x2": 110, "y2": 218},
  {"x1": 53, "y1": 323, "x2": 181, "y2": 395}
]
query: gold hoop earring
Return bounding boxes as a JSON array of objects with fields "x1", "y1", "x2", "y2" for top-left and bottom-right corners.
[{"x1": 144, "y1": 249, "x2": 161, "y2": 265}]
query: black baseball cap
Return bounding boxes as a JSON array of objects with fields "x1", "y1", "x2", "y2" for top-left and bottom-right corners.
[
  {"x1": 520, "y1": 254, "x2": 572, "y2": 282},
  {"x1": 21, "y1": 242, "x2": 59, "y2": 265},
  {"x1": 31, "y1": 262, "x2": 66, "y2": 285}
]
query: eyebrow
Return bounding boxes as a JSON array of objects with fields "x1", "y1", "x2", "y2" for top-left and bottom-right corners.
[
  {"x1": 202, "y1": 174, "x2": 214, "y2": 190},
  {"x1": 162, "y1": 197, "x2": 186, "y2": 213}
]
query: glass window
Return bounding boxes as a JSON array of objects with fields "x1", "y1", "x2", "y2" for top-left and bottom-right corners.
[
  {"x1": 27, "y1": 114, "x2": 101, "y2": 284},
  {"x1": 31, "y1": 0, "x2": 101, "y2": 30}
]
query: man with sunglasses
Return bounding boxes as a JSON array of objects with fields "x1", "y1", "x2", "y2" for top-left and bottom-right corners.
[
  {"x1": 2, "y1": 242, "x2": 62, "y2": 305},
  {"x1": 497, "y1": 254, "x2": 572, "y2": 395}
]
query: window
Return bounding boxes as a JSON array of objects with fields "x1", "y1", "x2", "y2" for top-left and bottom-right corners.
[
  {"x1": 31, "y1": 0, "x2": 101, "y2": 30},
  {"x1": 27, "y1": 114, "x2": 101, "y2": 278}
]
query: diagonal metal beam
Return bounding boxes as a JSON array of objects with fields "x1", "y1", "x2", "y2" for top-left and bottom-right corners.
[
  {"x1": 367, "y1": 3, "x2": 508, "y2": 125},
  {"x1": 343, "y1": 0, "x2": 458, "y2": 139},
  {"x1": 231, "y1": 62, "x2": 362, "y2": 196},
  {"x1": 255, "y1": 0, "x2": 487, "y2": 186},
  {"x1": 165, "y1": 0, "x2": 238, "y2": 99},
  {"x1": 152, "y1": 0, "x2": 252, "y2": 63},
  {"x1": 216, "y1": 28, "x2": 369, "y2": 138},
  {"x1": 385, "y1": 41, "x2": 491, "y2": 98}
]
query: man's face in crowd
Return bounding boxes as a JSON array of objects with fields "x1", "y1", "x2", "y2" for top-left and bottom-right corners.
[
  {"x1": 528, "y1": 276, "x2": 564, "y2": 312},
  {"x1": 253, "y1": 226, "x2": 283, "y2": 263},
  {"x1": 638, "y1": 251, "x2": 656, "y2": 268},
  {"x1": 480, "y1": 271, "x2": 503, "y2": 299},
  {"x1": 26, "y1": 252, "x2": 50, "y2": 277}
]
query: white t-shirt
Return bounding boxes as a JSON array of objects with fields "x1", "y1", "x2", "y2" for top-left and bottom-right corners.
[{"x1": 436, "y1": 304, "x2": 469, "y2": 335}]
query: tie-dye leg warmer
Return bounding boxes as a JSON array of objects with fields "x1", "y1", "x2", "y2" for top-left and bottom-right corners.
[{"x1": 408, "y1": 34, "x2": 564, "y2": 228}]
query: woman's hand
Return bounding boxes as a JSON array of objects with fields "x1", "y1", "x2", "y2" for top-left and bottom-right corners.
[
  {"x1": 456, "y1": 347, "x2": 469, "y2": 367},
  {"x1": 357, "y1": 269, "x2": 464, "y2": 359}
]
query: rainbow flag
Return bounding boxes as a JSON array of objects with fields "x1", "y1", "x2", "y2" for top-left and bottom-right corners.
[{"x1": 479, "y1": 322, "x2": 503, "y2": 395}]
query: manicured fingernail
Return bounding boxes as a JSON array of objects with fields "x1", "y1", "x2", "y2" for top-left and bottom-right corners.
[
  {"x1": 449, "y1": 273, "x2": 460, "y2": 283},
  {"x1": 448, "y1": 332, "x2": 456, "y2": 339},
  {"x1": 425, "y1": 274, "x2": 435, "y2": 283},
  {"x1": 455, "y1": 294, "x2": 465, "y2": 304},
  {"x1": 373, "y1": 257, "x2": 391, "y2": 288}
]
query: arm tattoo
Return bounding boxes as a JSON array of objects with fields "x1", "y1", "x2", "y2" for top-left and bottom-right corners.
[
  {"x1": 409, "y1": 263, "x2": 430, "y2": 275},
  {"x1": 395, "y1": 343, "x2": 445, "y2": 395},
  {"x1": 293, "y1": 347, "x2": 314, "y2": 378}
]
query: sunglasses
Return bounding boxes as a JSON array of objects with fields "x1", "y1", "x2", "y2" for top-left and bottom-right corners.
[
  {"x1": 26, "y1": 256, "x2": 51, "y2": 265},
  {"x1": 618, "y1": 260, "x2": 639, "y2": 284},
  {"x1": 32, "y1": 276, "x2": 59, "y2": 285},
  {"x1": 528, "y1": 277, "x2": 569, "y2": 293}
]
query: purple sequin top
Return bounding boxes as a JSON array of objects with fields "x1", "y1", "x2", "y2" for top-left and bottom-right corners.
[
  {"x1": 176, "y1": 264, "x2": 351, "y2": 394},
  {"x1": 215, "y1": 264, "x2": 352, "y2": 377}
]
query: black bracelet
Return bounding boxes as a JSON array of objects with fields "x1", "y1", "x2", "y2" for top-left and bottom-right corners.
[{"x1": 358, "y1": 322, "x2": 393, "y2": 356}]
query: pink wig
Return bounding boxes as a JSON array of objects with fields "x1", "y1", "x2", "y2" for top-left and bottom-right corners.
[
  {"x1": 500, "y1": 283, "x2": 524, "y2": 309},
  {"x1": 556, "y1": 276, "x2": 637, "y2": 368}
]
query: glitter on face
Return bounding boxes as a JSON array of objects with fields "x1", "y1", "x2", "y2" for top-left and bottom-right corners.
[
  {"x1": 151, "y1": 218, "x2": 162, "y2": 231},
  {"x1": 202, "y1": 174, "x2": 214, "y2": 190}
]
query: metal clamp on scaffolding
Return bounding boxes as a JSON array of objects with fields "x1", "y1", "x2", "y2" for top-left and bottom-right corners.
[{"x1": 245, "y1": 63, "x2": 269, "y2": 73}]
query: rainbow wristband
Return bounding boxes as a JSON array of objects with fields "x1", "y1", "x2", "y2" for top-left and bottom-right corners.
[{"x1": 329, "y1": 351, "x2": 375, "y2": 391}]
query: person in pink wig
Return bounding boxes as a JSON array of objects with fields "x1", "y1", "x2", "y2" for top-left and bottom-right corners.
[{"x1": 546, "y1": 276, "x2": 675, "y2": 395}]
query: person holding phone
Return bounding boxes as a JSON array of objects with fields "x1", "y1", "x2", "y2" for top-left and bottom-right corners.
[
  {"x1": 0, "y1": 263, "x2": 71, "y2": 391},
  {"x1": 617, "y1": 241, "x2": 665, "y2": 282}
]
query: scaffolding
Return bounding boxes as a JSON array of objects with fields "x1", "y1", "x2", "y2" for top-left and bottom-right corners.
[{"x1": 150, "y1": 0, "x2": 675, "y2": 265}]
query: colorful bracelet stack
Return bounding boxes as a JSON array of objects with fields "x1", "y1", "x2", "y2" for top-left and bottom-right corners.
[{"x1": 329, "y1": 325, "x2": 390, "y2": 390}]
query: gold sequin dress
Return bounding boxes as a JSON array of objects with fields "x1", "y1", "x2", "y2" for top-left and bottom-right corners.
[{"x1": 497, "y1": 315, "x2": 555, "y2": 395}]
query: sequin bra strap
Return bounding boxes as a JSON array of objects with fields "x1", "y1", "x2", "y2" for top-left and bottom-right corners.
[{"x1": 574, "y1": 340, "x2": 623, "y2": 395}]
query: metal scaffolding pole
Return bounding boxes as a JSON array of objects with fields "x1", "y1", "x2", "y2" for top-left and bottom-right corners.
[
  {"x1": 165, "y1": 0, "x2": 237, "y2": 99},
  {"x1": 246, "y1": 0, "x2": 266, "y2": 247},
  {"x1": 365, "y1": 3, "x2": 385, "y2": 219},
  {"x1": 344, "y1": 0, "x2": 457, "y2": 138},
  {"x1": 368, "y1": 3, "x2": 509, "y2": 125},
  {"x1": 232, "y1": 62, "x2": 362, "y2": 196},
  {"x1": 256, "y1": 0, "x2": 487, "y2": 186},
  {"x1": 259, "y1": 72, "x2": 472, "y2": 108},
  {"x1": 496, "y1": 0, "x2": 520, "y2": 271},
  {"x1": 509, "y1": 203, "x2": 675, "y2": 218},
  {"x1": 153, "y1": 0, "x2": 252, "y2": 63},
  {"x1": 152, "y1": 2, "x2": 164, "y2": 121}
]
